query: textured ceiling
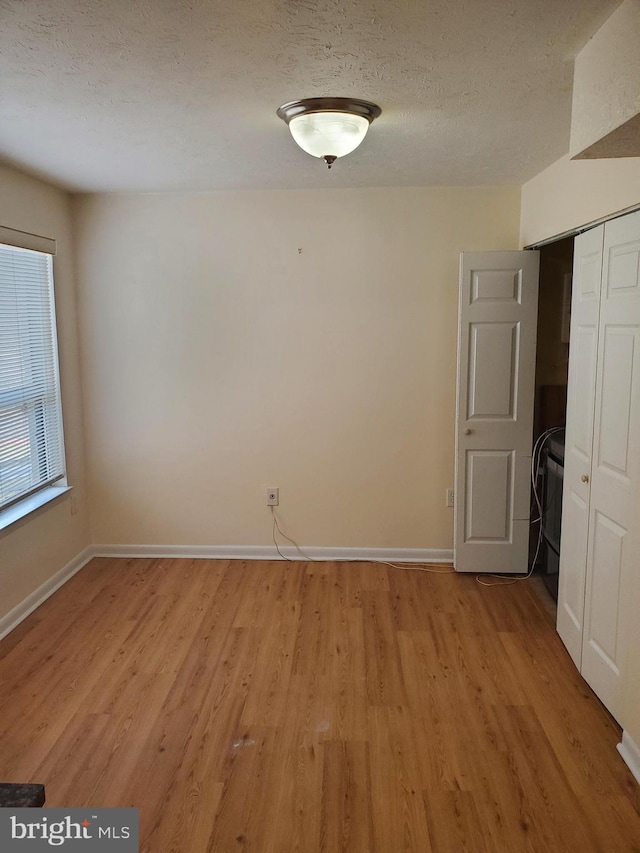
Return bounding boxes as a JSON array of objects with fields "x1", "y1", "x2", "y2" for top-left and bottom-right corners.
[{"x1": 0, "y1": 0, "x2": 621, "y2": 192}]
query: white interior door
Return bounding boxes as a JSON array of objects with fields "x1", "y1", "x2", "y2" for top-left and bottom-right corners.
[
  {"x1": 557, "y1": 225, "x2": 604, "y2": 667},
  {"x1": 454, "y1": 251, "x2": 539, "y2": 574},
  {"x1": 580, "y1": 210, "x2": 640, "y2": 720}
]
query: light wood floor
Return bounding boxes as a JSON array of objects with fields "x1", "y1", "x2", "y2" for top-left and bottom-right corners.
[{"x1": 0, "y1": 558, "x2": 638, "y2": 852}]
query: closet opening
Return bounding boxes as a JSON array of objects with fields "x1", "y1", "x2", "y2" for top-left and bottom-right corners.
[{"x1": 529, "y1": 234, "x2": 574, "y2": 604}]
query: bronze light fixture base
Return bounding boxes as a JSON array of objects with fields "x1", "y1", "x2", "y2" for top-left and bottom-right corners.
[{"x1": 276, "y1": 97, "x2": 382, "y2": 125}]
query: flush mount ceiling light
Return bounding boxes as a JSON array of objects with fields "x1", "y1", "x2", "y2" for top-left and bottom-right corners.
[{"x1": 277, "y1": 97, "x2": 382, "y2": 169}]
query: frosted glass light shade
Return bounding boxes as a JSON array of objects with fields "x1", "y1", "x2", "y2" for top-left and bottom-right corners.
[
  {"x1": 288, "y1": 112, "x2": 370, "y2": 160},
  {"x1": 277, "y1": 99, "x2": 381, "y2": 167}
]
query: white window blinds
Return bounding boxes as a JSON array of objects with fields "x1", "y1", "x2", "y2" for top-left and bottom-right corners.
[{"x1": 0, "y1": 240, "x2": 65, "y2": 510}]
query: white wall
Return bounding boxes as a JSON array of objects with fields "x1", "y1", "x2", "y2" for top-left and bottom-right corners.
[
  {"x1": 520, "y1": 153, "x2": 640, "y2": 246},
  {"x1": 0, "y1": 165, "x2": 90, "y2": 620},
  {"x1": 75, "y1": 186, "x2": 521, "y2": 551}
]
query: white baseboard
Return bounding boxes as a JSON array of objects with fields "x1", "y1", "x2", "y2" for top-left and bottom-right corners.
[
  {"x1": 617, "y1": 731, "x2": 640, "y2": 785},
  {"x1": 0, "y1": 546, "x2": 94, "y2": 642},
  {"x1": 92, "y1": 543, "x2": 454, "y2": 564}
]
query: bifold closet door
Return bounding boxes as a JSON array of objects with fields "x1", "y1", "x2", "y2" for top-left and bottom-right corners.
[
  {"x1": 557, "y1": 225, "x2": 603, "y2": 668},
  {"x1": 580, "y1": 210, "x2": 640, "y2": 721},
  {"x1": 558, "y1": 209, "x2": 640, "y2": 723}
]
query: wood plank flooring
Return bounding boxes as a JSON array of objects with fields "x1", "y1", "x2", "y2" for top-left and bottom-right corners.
[{"x1": 0, "y1": 558, "x2": 638, "y2": 852}]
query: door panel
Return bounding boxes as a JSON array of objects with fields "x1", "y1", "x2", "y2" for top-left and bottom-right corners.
[
  {"x1": 464, "y1": 450, "x2": 513, "y2": 541},
  {"x1": 577, "y1": 247, "x2": 602, "y2": 298},
  {"x1": 561, "y1": 489, "x2": 590, "y2": 632},
  {"x1": 455, "y1": 251, "x2": 539, "y2": 574},
  {"x1": 597, "y1": 327, "x2": 635, "y2": 477},
  {"x1": 570, "y1": 327, "x2": 599, "y2": 461},
  {"x1": 557, "y1": 225, "x2": 604, "y2": 667},
  {"x1": 606, "y1": 238, "x2": 640, "y2": 296},
  {"x1": 471, "y1": 267, "x2": 523, "y2": 303},
  {"x1": 467, "y1": 323, "x2": 518, "y2": 419},
  {"x1": 586, "y1": 510, "x2": 624, "y2": 672}
]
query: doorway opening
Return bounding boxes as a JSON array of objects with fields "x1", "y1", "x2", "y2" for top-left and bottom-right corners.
[{"x1": 529, "y1": 235, "x2": 574, "y2": 603}]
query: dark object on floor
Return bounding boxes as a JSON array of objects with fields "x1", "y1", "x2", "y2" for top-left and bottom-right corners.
[{"x1": 0, "y1": 783, "x2": 45, "y2": 807}]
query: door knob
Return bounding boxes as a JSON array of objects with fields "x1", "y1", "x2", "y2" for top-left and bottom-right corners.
[
  {"x1": 581, "y1": 474, "x2": 589, "y2": 483},
  {"x1": 464, "y1": 428, "x2": 472, "y2": 435}
]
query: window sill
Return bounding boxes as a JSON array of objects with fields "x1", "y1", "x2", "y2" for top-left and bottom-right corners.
[{"x1": 0, "y1": 485, "x2": 72, "y2": 533}]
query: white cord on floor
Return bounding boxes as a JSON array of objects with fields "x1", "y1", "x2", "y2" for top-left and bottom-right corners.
[{"x1": 270, "y1": 507, "x2": 455, "y2": 574}]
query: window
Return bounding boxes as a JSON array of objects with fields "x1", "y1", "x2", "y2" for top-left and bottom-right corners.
[{"x1": 0, "y1": 229, "x2": 66, "y2": 516}]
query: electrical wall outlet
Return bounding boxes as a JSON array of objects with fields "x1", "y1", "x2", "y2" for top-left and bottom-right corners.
[
  {"x1": 266, "y1": 487, "x2": 279, "y2": 506},
  {"x1": 446, "y1": 488, "x2": 455, "y2": 508}
]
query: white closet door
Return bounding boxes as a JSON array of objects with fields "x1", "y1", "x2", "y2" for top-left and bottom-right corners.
[
  {"x1": 557, "y1": 225, "x2": 604, "y2": 667},
  {"x1": 580, "y1": 210, "x2": 640, "y2": 720},
  {"x1": 454, "y1": 251, "x2": 539, "y2": 574}
]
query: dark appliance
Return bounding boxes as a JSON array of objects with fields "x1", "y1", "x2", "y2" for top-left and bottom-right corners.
[{"x1": 541, "y1": 429, "x2": 565, "y2": 601}]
